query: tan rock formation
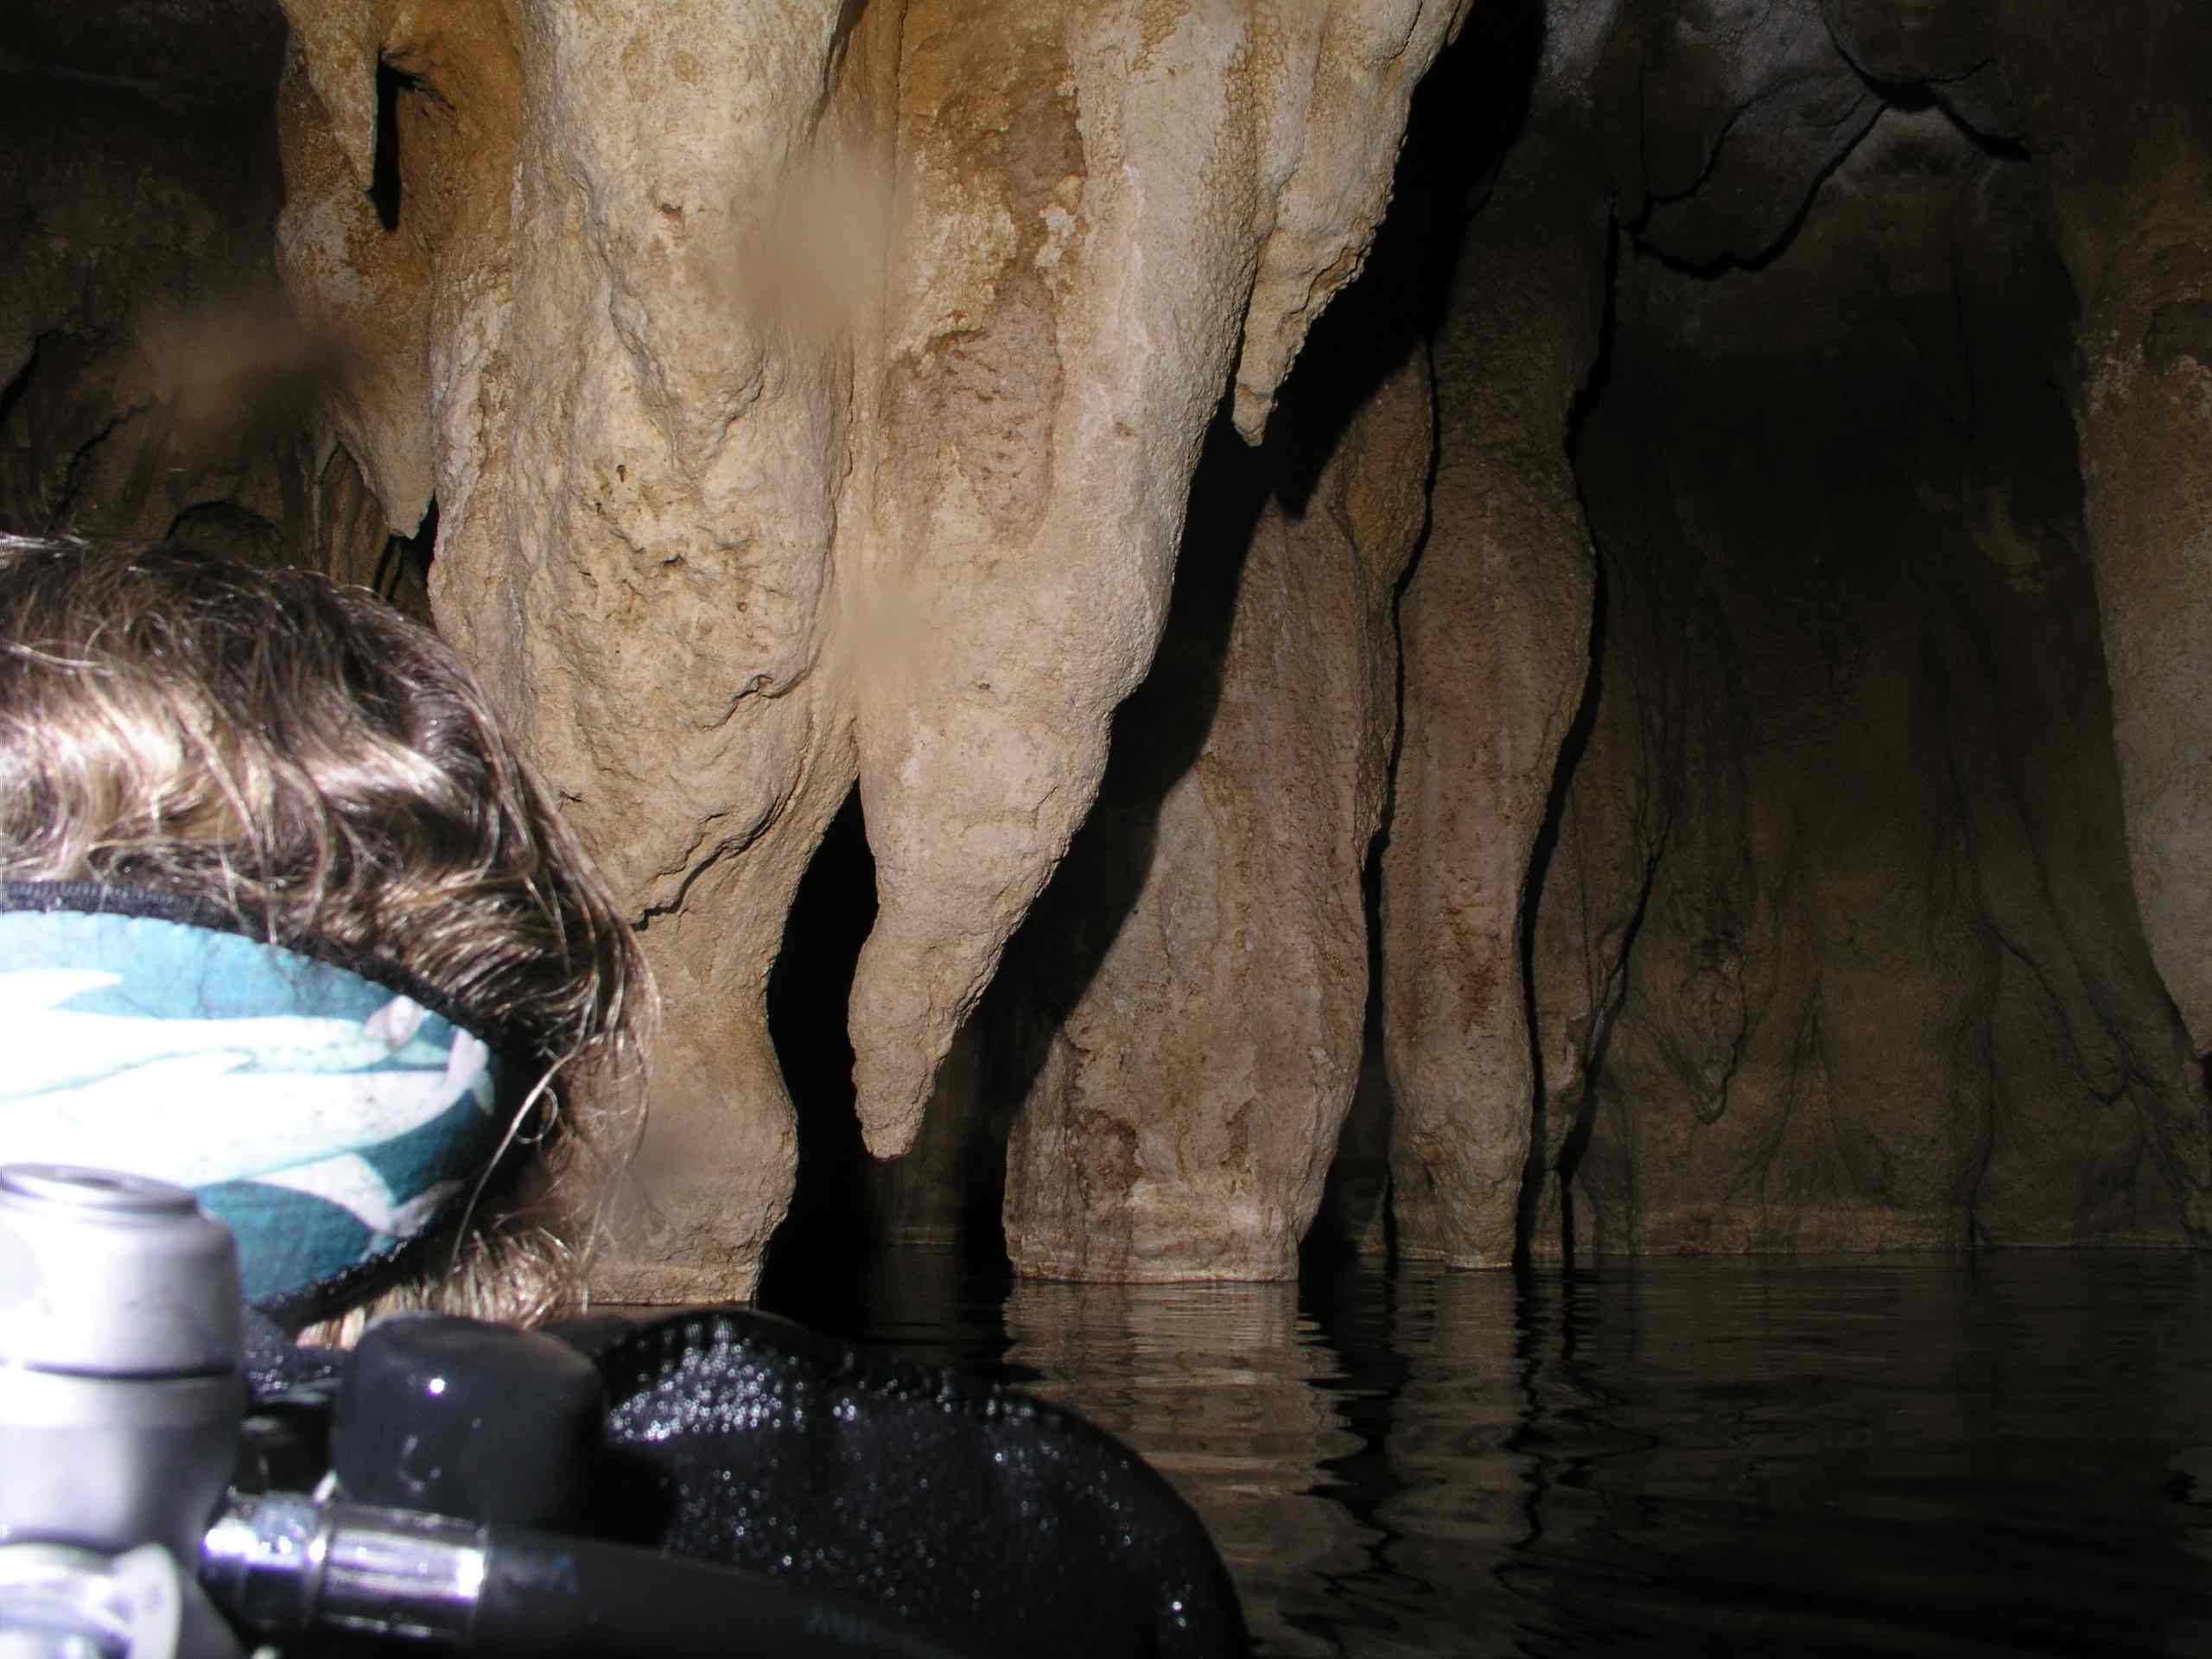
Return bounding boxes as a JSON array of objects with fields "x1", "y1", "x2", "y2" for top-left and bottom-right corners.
[
  {"x1": 268, "y1": 0, "x2": 1471, "y2": 1297},
  {"x1": 1973, "y1": 3, "x2": 2212, "y2": 1062},
  {"x1": 850, "y1": 0, "x2": 1468, "y2": 1175},
  {"x1": 1380, "y1": 127, "x2": 1610, "y2": 1268},
  {"x1": 997, "y1": 262, "x2": 1432, "y2": 1281},
  {"x1": 1391, "y1": 2, "x2": 2210, "y2": 1266}
]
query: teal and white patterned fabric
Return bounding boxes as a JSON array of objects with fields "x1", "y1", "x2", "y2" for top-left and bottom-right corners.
[{"x1": 0, "y1": 904, "x2": 524, "y2": 1310}]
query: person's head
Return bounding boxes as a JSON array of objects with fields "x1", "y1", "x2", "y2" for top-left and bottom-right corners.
[{"x1": 0, "y1": 533, "x2": 647, "y2": 1338}]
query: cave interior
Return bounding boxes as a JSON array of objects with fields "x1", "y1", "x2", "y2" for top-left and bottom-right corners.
[{"x1": 4, "y1": 0, "x2": 2209, "y2": 1301}]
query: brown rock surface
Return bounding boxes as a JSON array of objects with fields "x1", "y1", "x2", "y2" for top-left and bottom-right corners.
[
  {"x1": 1529, "y1": 110, "x2": 2209, "y2": 1254},
  {"x1": 0, "y1": 3, "x2": 404, "y2": 596},
  {"x1": 1592, "y1": 0, "x2": 1881, "y2": 269},
  {"x1": 996, "y1": 252, "x2": 1432, "y2": 1281},
  {"x1": 1973, "y1": 3, "x2": 2212, "y2": 1060},
  {"x1": 1, "y1": 15, "x2": 288, "y2": 542},
  {"x1": 1381, "y1": 125, "x2": 1611, "y2": 1268},
  {"x1": 268, "y1": 0, "x2": 1471, "y2": 1297},
  {"x1": 849, "y1": 0, "x2": 1469, "y2": 1177}
]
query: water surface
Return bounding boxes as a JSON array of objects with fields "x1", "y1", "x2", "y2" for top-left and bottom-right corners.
[{"x1": 766, "y1": 1253, "x2": 2212, "y2": 1656}]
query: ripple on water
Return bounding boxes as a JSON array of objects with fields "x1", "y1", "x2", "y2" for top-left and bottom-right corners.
[{"x1": 774, "y1": 1251, "x2": 2212, "y2": 1656}]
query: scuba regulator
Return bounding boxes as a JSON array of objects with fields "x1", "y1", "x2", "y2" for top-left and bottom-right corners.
[
  {"x1": 0, "y1": 1165, "x2": 245, "y2": 1659},
  {"x1": 0, "y1": 1163, "x2": 1250, "y2": 1659},
  {"x1": 0, "y1": 1165, "x2": 988, "y2": 1659}
]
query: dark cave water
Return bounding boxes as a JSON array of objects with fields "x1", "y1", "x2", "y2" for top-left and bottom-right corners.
[{"x1": 760, "y1": 1250, "x2": 2212, "y2": 1656}]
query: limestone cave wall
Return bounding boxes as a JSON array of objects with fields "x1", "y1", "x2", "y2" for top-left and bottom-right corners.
[
  {"x1": 4, "y1": 0, "x2": 2209, "y2": 1294},
  {"x1": 1526, "y1": 112, "x2": 2206, "y2": 1257}
]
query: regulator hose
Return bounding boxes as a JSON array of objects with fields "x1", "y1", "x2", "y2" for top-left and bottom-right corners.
[
  {"x1": 201, "y1": 1493, "x2": 979, "y2": 1659},
  {"x1": 474, "y1": 1525, "x2": 972, "y2": 1659}
]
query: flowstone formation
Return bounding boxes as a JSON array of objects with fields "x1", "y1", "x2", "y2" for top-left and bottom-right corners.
[
  {"x1": 1389, "y1": 0, "x2": 2212, "y2": 1262},
  {"x1": 263, "y1": 0, "x2": 1469, "y2": 1299},
  {"x1": 1523, "y1": 111, "x2": 2207, "y2": 1255},
  {"x1": 996, "y1": 257, "x2": 1432, "y2": 1281},
  {"x1": 8, "y1": 0, "x2": 2210, "y2": 1291}
]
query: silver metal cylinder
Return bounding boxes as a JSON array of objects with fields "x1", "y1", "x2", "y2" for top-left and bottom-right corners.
[
  {"x1": 200, "y1": 1495, "x2": 485, "y2": 1650},
  {"x1": 0, "y1": 1166, "x2": 245, "y2": 1562}
]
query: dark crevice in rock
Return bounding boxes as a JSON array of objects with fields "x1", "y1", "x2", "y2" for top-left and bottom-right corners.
[
  {"x1": 0, "y1": 334, "x2": 41, "y2": 442},
  {"x1": 1515, "y1": 531, "x2": 1609, "y2": 1263},
  {"x1": 369, "y1": 58, "x2": 417, "y2": 232},
  {"x1": 54, "y1": 396, "x2": 151, "y2": 535},
  {"x1": 1308, "y1": 836, "x2": 1395, "y2": 1273},
  {"x1": 371, "y1": 492, "x2": 437, "y2": 618},
  {"x1": 2144, "y1": 299, "x2": 2212, "y2": 375},
  {"x1": 1553, "y1": 868, "x2": 1656, "y2": 1265},
  {"x1": 1633, "y1": 91, "x2": 1880, "y2": 277},
  {"x1": 759, "y1": 786, "x2": 879, "y2": 1298},
  {"x1": 1861, "y1": 72, "x2": 2029, "y2": 160},
  {"x1": 1421, "y1": 0, "x2": 1544, "y2": 222},
  {"x1": 1511, "y1": 216, "x2": 1621, "y2": 1266},
  {"x1": 1563, "y1": 218, "x2": 1622, "y2": 471}
]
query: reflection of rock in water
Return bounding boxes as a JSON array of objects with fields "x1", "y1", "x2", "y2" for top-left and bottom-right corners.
[
  {"x1": 1375, "y1": 1267, "x2": 1992, "y2": 1650},
  {"x1": 799, "y1": 1254, "x2": 2212, "y2": 1652},
  {"x1": 1001, "y1": 1281, "x2": 1367, "y2": 1659},
  {"x1": 1364, "y1": 1270, "x2": 1563, "y2": 1655},
  {"x1": 1360, "y1": 1261, "x2": 2212, "y2": 1653}
]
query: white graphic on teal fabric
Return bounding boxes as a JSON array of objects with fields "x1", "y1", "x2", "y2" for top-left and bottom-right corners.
[
  {"x1": 0, "y1": 969, "x2": 462, "y2": 1092},
  {"x1": 0, "y1": 908, "x2": 519, "y2": 1307},
  {"x1": 262, "y1": 1155, "x2": 465, "y2": 1243},
  {"x1": 0, "y1": 1001, "x2": 492, "y2": 1179}
]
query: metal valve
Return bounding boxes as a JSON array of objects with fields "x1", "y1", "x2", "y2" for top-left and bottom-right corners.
[{"x1": 0, "y1": 1166, "x2": 247, "y2": 1659}]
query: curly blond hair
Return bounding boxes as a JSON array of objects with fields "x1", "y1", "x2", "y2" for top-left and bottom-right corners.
[{"x1": 0, "y1": 533, "x2": 649, "y2": 1338}]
